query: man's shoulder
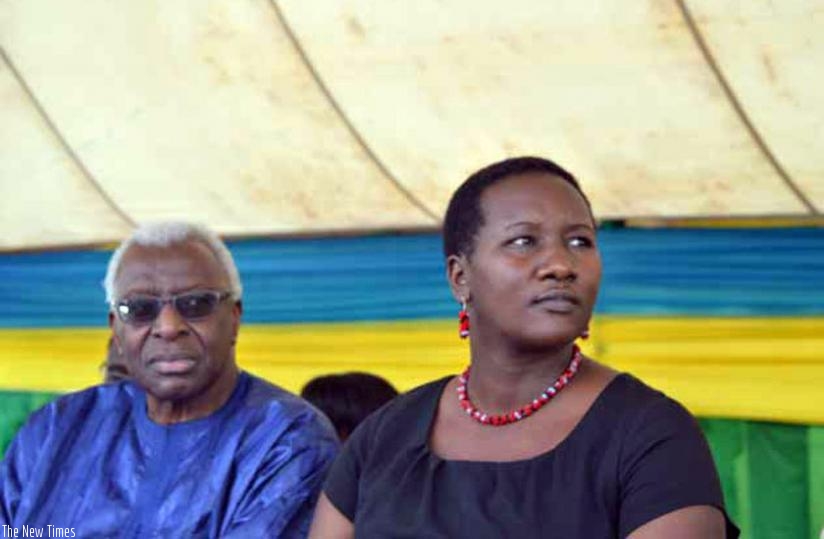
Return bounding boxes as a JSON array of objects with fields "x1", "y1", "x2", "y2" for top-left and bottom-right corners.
[
  {"x1": 39, "y1": 382, "x2": 135, "y2": 418},
  {"x1": 237, "y1": 372, "x2": 338, "y2": 439},
  {"x1": 12, "y1": 382, "x2": 136, "y2": 447},
  {"x1": 241, "y1": 372, "x2": 311, "y2": 413}
]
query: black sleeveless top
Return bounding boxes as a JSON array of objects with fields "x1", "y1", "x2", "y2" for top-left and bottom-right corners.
[{"x1": 324, "y1": 373, "x2": 739, "y2": 538}]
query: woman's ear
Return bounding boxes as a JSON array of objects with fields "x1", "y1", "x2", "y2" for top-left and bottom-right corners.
[{"x1": 446, "y1": 254, "x2": 470, "y2": 303}]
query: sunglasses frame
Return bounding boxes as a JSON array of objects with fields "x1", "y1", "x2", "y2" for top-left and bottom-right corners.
[{"x1": 114, "y1": 290, "x2": 233, "y2": 325}]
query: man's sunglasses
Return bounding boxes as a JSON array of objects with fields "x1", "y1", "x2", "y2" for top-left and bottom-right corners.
[{"x1": 114, "y1": 290, "x2": 232, "y2": 325}]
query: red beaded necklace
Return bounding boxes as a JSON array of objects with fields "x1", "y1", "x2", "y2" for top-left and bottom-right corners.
[{"x1": 457, "y1": 345, "x2": 582, "y2": 426}]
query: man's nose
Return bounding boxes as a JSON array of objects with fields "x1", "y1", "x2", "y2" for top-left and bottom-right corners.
[{"x1": 151, "y1": 302, "x2": 189, "y2": 339}]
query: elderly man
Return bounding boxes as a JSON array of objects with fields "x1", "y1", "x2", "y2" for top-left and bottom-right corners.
[{"x1": 0, "y1": 222, "x2": 338, "y2": 537}]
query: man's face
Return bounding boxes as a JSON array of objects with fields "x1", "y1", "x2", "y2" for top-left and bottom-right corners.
[{"x1": 109, "y1": 240, "x2": 240, "y2": 404}]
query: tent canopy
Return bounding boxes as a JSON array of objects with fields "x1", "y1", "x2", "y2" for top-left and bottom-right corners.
[{"x1": 1, "y1": 0, "x2": 821, "y2": 250}]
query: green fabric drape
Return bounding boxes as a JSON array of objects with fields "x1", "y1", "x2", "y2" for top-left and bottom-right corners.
[
  {"x1": 700, "y1": 418, "x2": 824, "y2": 538},
  {"x1": 0, "y1": 390, "x2": 58, "y2": 454}
]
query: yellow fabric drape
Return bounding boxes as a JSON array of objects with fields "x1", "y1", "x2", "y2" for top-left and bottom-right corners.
[{"x1": 2, "y1": 316, "x2": 822, "y2": 424}]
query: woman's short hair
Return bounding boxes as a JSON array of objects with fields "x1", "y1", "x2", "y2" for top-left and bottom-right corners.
[
  {"x1": 442, "y1": 156, "x2": 592, "y2": 259},
  {"x1": 103, "y1": 221, "x2": 242, "y2": 305},
  {"x1": 301, "y1": 372, "x2": 399, "y2": 441}
]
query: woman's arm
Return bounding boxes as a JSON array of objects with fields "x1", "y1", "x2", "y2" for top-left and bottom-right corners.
[
  {"x1": 308, "y1": 493, "x2": 354, "y2": 539},
  {"x1": 627, "y1": 505, "x2": 726, "y2": 538}
]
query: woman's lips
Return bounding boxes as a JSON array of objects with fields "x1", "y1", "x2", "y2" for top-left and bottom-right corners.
[{"x1": 532, "y1": 291, "x2": 579, "y2": 313}]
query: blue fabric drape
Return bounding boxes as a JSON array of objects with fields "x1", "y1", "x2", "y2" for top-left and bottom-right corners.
[{"x1": 1, "y1": 228, "x2": 822, "y2": 328}]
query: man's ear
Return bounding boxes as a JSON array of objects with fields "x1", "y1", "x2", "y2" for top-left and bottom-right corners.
[
  {"x1": 231, "y1": 300, "x2": 243, "y2": 344},
  {"x1": 108, "y1": 311, "x2": 123, "y2": 354},
  {"x1": 446, "y1": 254, "x2": 470, "y2": 304}
]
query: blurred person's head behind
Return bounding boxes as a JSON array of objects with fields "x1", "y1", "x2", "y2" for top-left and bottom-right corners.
[{"x1": 301, "y1": 372, "x2": 398, "y2": 441}]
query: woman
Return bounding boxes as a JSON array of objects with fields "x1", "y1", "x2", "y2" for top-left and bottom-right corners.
[{"x1": 309, "y1": 157, "x2": 738, "y2": 538}]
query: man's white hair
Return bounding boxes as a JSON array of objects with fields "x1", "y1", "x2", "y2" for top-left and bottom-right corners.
[{"x1": 103, "y1": 221, "x2": 243, "y2": 305}]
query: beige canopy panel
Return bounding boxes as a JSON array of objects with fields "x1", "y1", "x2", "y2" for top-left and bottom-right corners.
[{"x1": 1, "y1": 0, "x2": 820, "y2": 251}]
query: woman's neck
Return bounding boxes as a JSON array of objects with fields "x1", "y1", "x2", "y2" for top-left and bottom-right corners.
[{"x1": 466, "y1": 339, "x2": 577, "y2": 414}]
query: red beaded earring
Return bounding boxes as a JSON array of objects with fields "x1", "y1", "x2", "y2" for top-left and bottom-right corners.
[{"x1": 458, "y1": 300, "x2": 470, "y2": 339}]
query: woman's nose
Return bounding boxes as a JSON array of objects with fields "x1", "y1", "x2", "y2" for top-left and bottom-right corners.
[{"x1": 536, "y1": 248, "x2": 576, "y2": 282}]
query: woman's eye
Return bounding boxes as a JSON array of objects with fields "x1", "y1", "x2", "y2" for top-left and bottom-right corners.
[{"x1": 569, "y1": 236, "x2": 594, "y2": 248}]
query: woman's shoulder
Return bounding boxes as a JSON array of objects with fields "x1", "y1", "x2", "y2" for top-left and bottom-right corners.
[
  {"x1": 592, "y1": 372, "x2": 706, "y2": 455},
  {"x1": 581, "y1": 370, "x2": 698, "y2": 440},
  {"x1": 345, "y1": 376, "x2": 451, "y2": 451},
  {"x1": 600, "y1": 372, "x2": 682, "y2": 412},
  {"x1": 387, "y1": 376, "x2": 451, "y2": 410},
  {"x1": 365, "y1": 376, "x2": 449, "y2": 425}
]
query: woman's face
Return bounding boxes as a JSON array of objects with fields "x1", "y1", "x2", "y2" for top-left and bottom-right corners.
[{"x1": 452, "y1": 172, "x2": 601, "y2": 349}]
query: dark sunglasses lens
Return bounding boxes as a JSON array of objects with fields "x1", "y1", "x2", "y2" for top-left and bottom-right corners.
[
  {"x1": 118, "y1": 297, "x2": 161, "y2": 323},
  {"x1": 175, "y1": 292, "x2": 219, "y2": 319}
]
